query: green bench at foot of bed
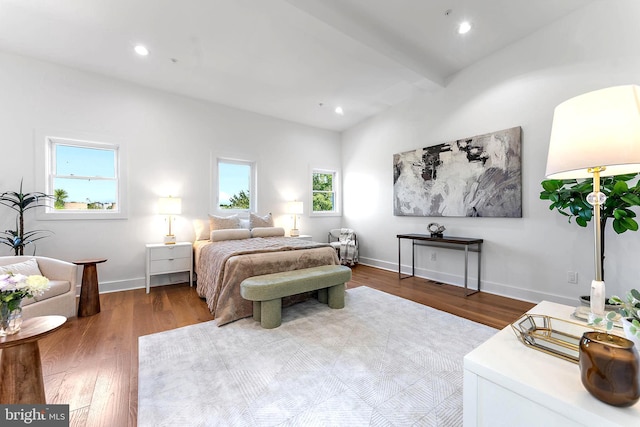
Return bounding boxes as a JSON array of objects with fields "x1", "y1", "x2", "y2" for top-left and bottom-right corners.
[{"x1": 240, "y1": 265, "x2": 352, "y2": 329}]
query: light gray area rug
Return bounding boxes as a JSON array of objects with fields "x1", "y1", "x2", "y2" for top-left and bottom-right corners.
[{"x1": 138, "y1": 286, "x2": 496, "y2": 426}]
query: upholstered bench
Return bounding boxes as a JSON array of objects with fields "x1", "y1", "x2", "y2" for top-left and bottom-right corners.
[{"x1": 240, "y1": 265, "x2": 351, "y2": 329}]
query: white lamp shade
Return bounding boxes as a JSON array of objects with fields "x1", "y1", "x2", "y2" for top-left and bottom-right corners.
[
  {"x1": 288, "y1": 201, "x2": 304, "y2": 214},
  {"x1": 545, "y1": 85, "x2": 640, "y2": 179},
  {"x1": 158, "y1": 197, "x2": 182, "y2": 215}
]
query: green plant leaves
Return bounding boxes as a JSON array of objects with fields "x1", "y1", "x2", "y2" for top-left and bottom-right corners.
[
  {"x1": 612, "y1": 216, "x2": 639, "y2": 234},
  {"x1": 540, "y1": 174, "x2": 640, "y2": 234},
  {"x1": 621, "y1": 194, "x2": 640, "y2": 205},
  {"x1": 0, "y1": 179, "x2": 52, "y2": 255},
  {"x1": 612, "y1": 180, "x2": 629, "y2": 194},
  {"x1": 541, "y1": 179, "x2": 564, "y2": 193}
]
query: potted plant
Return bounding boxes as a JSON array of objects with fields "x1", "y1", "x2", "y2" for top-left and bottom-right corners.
[
  {"x1": 540, "y1": 173, "x2": 640, "y2": 306},
  {"x1": 610, "y1": 289, "x2": 640, "y2": 348},
  {"x1": 0, "y1": 179, "x2": 52, "y2": 255},
  {"x1": 540, "y1": 173, "x2": 640, "y2": 278}
]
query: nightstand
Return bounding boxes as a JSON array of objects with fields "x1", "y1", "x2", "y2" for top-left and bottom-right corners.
[{"x1": 145, "y1": 242, "x2": 193, "y2": 293}]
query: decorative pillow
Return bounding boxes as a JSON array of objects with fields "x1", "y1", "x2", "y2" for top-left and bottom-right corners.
[
  {"x1": 250, "y1": 212, "x2": 273, "y2": 229},
  {"x1": 193, "y1": 219, "x2": 210, "y2": 241},
  {"x1": 251, "y1": 227, "x2": 285, "y2": 238},
  {"x1": 209, "y1": 214, "x2": 240, "y2": 231},
  {"x1": 211, "y1": 229, "x2": 251, "y2": 242},
  {"x1": 0, "y1": 258, "x2": 42, "y2": 276},
  {"x1": 239, "y1": 219, "x2": 250, "y2": 229}
]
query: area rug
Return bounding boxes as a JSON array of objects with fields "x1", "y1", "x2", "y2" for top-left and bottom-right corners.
[{"x1": 138, "y1": 286, "x2": 496, "y2": 426}]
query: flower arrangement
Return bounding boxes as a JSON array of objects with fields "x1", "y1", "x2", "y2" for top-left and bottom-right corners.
[{"x1": 0, "y1": 272, "x2": 50, "y2": 311}]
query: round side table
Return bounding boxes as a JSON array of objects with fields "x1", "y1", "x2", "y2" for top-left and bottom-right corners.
[
  {"x1": 0, "y1": 315, "x2": 66, "y2": 404},
  {"x1": 73, "y1": 258, "x2": 107, "y2": 317}
]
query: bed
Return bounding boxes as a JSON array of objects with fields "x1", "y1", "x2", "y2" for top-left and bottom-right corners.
[{"x1": 193, "y1": 217, "x2": 339, "y2": 325}]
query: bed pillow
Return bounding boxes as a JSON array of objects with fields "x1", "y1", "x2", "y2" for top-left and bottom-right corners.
[
  {"x1": 210, "y1": 229, "x2": 251, "y2": 242},
  {"x1": 209, "y1": 214, "x2": 240, "y2": 231},
  {"x1": 239, "y1": 219, "x2": 250, "y2": 229},
  {"x1": 0, "y1": 258, "x2": 42, "y2": 276},
  {"x1": 250, "y1": 212, "x2": 273, "y2": 229},
  {"x1": 193, "y1": 219, "x2": 210, "y2": 241},
  {"x1": 251, "y1": 227, "x2": 285, "y2": 238}
]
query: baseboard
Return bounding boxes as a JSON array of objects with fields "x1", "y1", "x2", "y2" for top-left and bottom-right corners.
[
  {"x1": 357, "y1": 256, "x2": 576, "y2": 307},
  {"x1": 90, "y1": 258, "x2": 577, "y2": 308}
]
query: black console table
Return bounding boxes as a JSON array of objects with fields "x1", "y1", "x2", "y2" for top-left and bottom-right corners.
[{"x1": 397, "y1": 234, "x2": 483, "y2": 296}]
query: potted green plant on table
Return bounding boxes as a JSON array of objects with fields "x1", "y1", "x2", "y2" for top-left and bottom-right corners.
[{"x1": 0, "y1": 179, "x2": 52, "y2": 255}]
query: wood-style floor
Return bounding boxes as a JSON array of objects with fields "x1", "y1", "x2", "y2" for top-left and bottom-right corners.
[{"x1": 33, "y1": 264, "x2": 534, "y2": 426}]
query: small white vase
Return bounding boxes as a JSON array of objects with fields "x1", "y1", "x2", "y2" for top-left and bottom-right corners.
[{"x1": 621, "y1": 317, "x2": 640, "y2": 349}]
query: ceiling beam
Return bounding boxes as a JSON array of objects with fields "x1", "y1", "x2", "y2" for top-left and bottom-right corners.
[{"x1": 284, "y1": 0, "x2": 445, "y2": 89}]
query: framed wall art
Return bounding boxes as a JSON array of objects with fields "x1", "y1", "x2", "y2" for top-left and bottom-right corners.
[{"x1": 393, "y1": 126, "x2": 522, "y2": 217}]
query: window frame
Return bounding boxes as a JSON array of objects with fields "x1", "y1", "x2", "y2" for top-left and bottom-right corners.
[
  {"x1": 310, "y1": 167, "x2": 341, "y2": 217},
  {"x1": 214, "y1": 157, "x2": 257, "y2": 214},
  {"x1": 37, "y1": 133, "x2": 128, "y2": 220}
]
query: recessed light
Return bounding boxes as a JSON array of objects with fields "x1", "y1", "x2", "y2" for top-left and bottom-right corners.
[
  {"x1": 134, "y1": 45, "x2": 149, "y2": 56},
  {"x1": 335, "y1": 106, "x2": 344, "y2": 115},
  {"x1": 458, "y1": 21, "x2": 471, "y2": 34}
]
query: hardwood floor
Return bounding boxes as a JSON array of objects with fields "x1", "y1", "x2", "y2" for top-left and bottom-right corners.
[
  {"x1": 33, "y1": 264, "x2": 534, "y2": 426},
  {"x1": 348, "y1": 265, "x2": 535, "y2": 330}
]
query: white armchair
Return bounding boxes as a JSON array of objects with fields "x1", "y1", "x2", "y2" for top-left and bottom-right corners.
[
  {"x1": 0, "y1": 256, "x2": 78, "y2": 319},
  {"x1": 328, "y1": 228, "x2": 358, "y2": 266}
]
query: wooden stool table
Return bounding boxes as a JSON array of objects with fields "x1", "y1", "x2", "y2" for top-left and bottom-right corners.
[
  {"x1": 74, "y1": 258, "x2": 107, "y2": 317},
  {"x1": 0, "y1": 315, "x2": 66, "y2": 404}
]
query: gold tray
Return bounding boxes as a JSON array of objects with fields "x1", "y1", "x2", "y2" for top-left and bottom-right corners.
[{"x1": 511, "y1": 314, "x2": 595, "y2": 363}]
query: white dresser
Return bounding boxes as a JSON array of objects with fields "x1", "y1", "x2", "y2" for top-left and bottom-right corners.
[
  {"x1": 463, "y1": 300, "x2": 640, "y2": 427},
  {"x1": 145, "y1": 242, "x2": 193, "y2": 293}
]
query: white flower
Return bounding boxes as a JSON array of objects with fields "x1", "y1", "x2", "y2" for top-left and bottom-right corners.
[
  {"x1": 0, "y1": 273, "x2": 50, "y2": 299},
  {"x1": 25, "y1": 275, "x2": 50, "y2": 296},
  {"x1": 12, "y1": 274, "x2": 30, "y2": 289},
  {"x1": 0, "y1": 274, "x2": 14, "y2": 292}
]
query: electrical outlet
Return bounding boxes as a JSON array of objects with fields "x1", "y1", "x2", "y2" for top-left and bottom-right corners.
[
  {"x1": 567, "y1": 271, "x2": 578, "y2": 284},
  {"x1": 430, "y1": 252, "x2": 437, "y2": 261}
]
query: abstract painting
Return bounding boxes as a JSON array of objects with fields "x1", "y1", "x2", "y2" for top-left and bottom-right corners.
[{"x1": 393, "y1": 126, "x2": 522, "y2": 217}]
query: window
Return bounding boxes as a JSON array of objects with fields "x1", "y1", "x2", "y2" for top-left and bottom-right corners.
[
  {"x1": 312, "y1": 169, "x2": 340, "y2": 215},
  {"x1": 217, "y1": 158, "x2": 256, "y2": 212},
  {"x1": 42, "y1": 136, "x2": 126, "y2": 219}
]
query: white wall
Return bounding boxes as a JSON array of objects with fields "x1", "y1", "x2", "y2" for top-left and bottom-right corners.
[
  {"x1": 0, "y1": 51, "x2": 342, "y2": 292},
  {"x1": 341, "y1": 0, "x2": 640, "y2": 305}
]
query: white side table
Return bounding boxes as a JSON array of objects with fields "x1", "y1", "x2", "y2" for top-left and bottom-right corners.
[
  {"x1": 463, "y1": 300, "x2": 639, "y2": 426},
  {"x1": 292, "y1": 235, "x2": 313, "y2": 241},
  {"x1": 145, "y1": 242, "x2": 193, "y2": 293}
]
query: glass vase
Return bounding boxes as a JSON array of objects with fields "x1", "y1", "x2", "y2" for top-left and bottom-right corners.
[
  {"x1": 0, "y1": 299, "x2": 23, "y2": 336},
  {"x1": 579, "y1": 331, "x2": 640, "y2": 407}
]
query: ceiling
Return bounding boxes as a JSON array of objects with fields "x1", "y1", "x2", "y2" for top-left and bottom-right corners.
[{"x1": 0, "y1": 0, "x2": 592, "y2": 131}]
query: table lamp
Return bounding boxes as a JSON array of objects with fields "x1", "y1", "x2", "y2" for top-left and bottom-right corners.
[
  {"x1": 545, "y1": 85, "x2": 640, "y2": 318},
  {"x1": 288, "y1": 201, "x2": 303, "y2": 237},
  {"x1": 158, "y1": 196, "x2": 182, "y2": 244}
]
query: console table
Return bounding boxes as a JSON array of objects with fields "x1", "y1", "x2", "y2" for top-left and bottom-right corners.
[
  {"x1": 463, "y1": 301, "x2": 639, "y2": 426},
  {"x1": 396, "y1": 234, "x2": 483, "y2": 296}
]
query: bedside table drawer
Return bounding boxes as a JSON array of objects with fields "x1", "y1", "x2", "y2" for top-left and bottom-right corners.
[
  {"x1": 149, "y1": 257, "x2": 191, "y2": 274},
  {"x1": 149, "y1": 245, "x2": 191, "y2": 261}
]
